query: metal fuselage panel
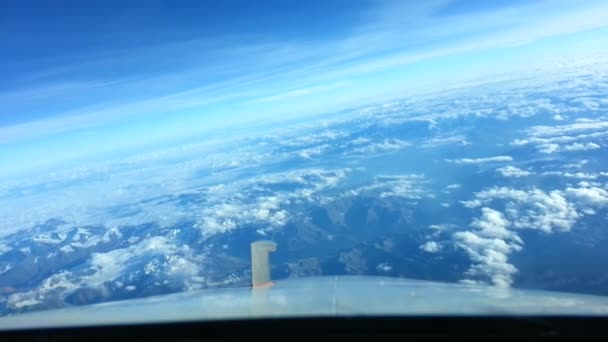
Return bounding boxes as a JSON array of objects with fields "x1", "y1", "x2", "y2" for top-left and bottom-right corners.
[{"x1": 1, "y1": 276, "x2": 608, "y2": 330}]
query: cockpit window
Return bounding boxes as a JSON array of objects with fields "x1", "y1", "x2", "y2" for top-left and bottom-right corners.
[{"x1": 1, "y1": 0, "x2": 608, "y2": 327}]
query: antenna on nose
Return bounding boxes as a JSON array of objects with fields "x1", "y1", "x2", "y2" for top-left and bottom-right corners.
[{"x1": 251, "y1": 240, "x2": 277, "y2": 287}]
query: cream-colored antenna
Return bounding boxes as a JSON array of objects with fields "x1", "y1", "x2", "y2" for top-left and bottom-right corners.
[{"x1": 251, "y1": 240, "x2": 277, "y2": 287}]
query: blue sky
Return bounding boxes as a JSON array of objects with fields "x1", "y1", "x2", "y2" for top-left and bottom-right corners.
[{"x1": 1, "y1": 0, "x2": 608, "y2": 178}]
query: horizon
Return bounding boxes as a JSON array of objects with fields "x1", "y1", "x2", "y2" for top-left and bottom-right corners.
[{"x1": 2, "y1": 0, "x2": 608, "y2": 177}]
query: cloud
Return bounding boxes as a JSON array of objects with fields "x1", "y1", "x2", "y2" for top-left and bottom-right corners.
[
  {"x1": 376, "y1": 263, "x2": 393, "y2": 272},
  {"x1": 0, "y1": 117, "x2": 359, "y2": 238},
  {"x1": 250, "y1": 82, "x2": 350, "y2": 104},
  {"x1": 455, "y1": 181, "x2": 608, "y2": 287},
  {"x1": 447, "y1": 156, "x2": 513, "y2": 165},
  {"x1": 278, "y1": 130, "x2": 348, "y2": 148},
  {"x1": 453, "y1": 208, "x2": 524, "y2": 287},
  {"x1": 496, "y1": 166, "x2": 533, "y2": 178},
  {"x1": 0, "y1": 243, "x2": 11, "y2": 254},
  {"x1": 563, "y1": 142, "x2": 601, "y2": 151},
  {"x1": 0, "y1": 108, "x2": 377, "y2": 237},
  {"x1": 296, "y1": 144, "x2": 330, "y2": 159},
  {"x1": 420, "y1": 134, "x2": 470, "y2": 148},
  {"x1": 512, "y1": 119, "x2": 608, "y2": 154},
  {"x1": 513, "y1": 131, "x2": 608, "y2": 148},
  {"x1": 461, "y1": 187, "x2": 579, "y2": 233},
  {"x1": 564, "y1": 160, "x2": 589, "y2": 169},
  {"x1": 471, "y1": 208, "x2": 521, "y2": 242},
  {"x1": 196, "y1": 168, "x2": 351, "y2": 236},
  {"x1": 346, "y1": 174, "x2": 429, "y2": 200},
  {"x1": 428, "y1": 224, "x2": 456, "y2": 231},
  {"x1": 538, "y1": 142, "x2": 600, "y2": 154},
  {"x1": 542, "y1": 171, "x2": 608, "y2": 180},
  {"x1": 453, "y1": 229, "x2": 522, "y2": 288},
  {"x1": 420, "y1": 241, "x2": 440, "y2": 253},
  {"x1": 1, "y1": 80, "x2": 489, "y2": 238},
  {"x1": 2, "y1": 0, "x2": 607, "y2": 156},
  {"x1": 525, "y1": 120, "x2": 608, "y2": 137},
  {"x1": 350, "y1": 137, "x2": 371, "y2": 145},
  {"x1": 566, "y1": 186, "x2": 608, "y2": 206},
  {"x1": 350, "y1": 139, "x2": 411, "y2": 155}
]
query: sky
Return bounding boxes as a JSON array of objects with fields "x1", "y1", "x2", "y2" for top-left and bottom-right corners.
[{"x1": 1, "y1": 0, "x2": 608, "y2": 178}]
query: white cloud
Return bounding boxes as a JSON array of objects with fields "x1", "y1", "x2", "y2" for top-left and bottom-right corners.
[
  {"x1": 296, "y1": 144, "x2": 330, "y2": 159},
  {"x1": 0, "y1": 264, "x2": 12, "y2": 275},
  {"x1": 562, "y1": 142, "x2": 601, "y2": 151},
  {"x1": 428, "y1": 224, "x2": 456, "y2": 231},
  {"x1": 526, "y1": 120, "x2": 608, "y2": 137},
  {"x1": 350, "y1": 138, "x2": 411, "y2": 155},
  {"x1": 279, "y1": 130, "x2": 348, "y2": 148},
  {"x1": 0, "y1": 242, "x2": 11, "y2": 254},
  {"x1": 454, "y1": 208, "x2": 524, "y2": 288},
  {"x1": 461, "y1": 187, "x2": 579, "y2": 233},
  {"x1": 539, "y1": 142, "x2": 600, "y2": 154},
  {"x1": 496, "y1": 166, "x2": 533, "y2": 178},
  {"x1": 346, "y1": 174, "x2": 429, "y2": 200},
  {"x1": 564, "y1": 159, "x2": 589, "y2": 169},
  {"x1": 453, "y1": 230, "x2": 522, "y2": 288},
  {"x1": 197, "y1": 168, "x2": 351, "y2": 236},
  {"x1": 376, "y1": 263, "x2": 392, "y2": 272},
  {"x1": 471, "y1": 208, "x2": 521, "y2": 243},
  {"x1": 420, "y1": 241, "x2": 440, "y2": 253},
  {"x1": 7, "y1": 297, "x2": 42, "y2": 310},
  {"x1": 566, "y1": 187, "x2": 608, "y2": 206},
  {"x1": 513, "y1": 119, "x2": 608, "y2": 154},
  {"x1": 447, "y1": 156, "x2": 513, "y2": 164},
  {"x1": 456, "y1": 180, "x2": 608, "y2": 287},
  {"x1": 0, "y1": 123, "x2": 357, "y2": 237},
  {"x1": 350, "y1": 137, "x2": 371, "y2": 145},
  {"x1": 1, "y1": 0, "x2": 607, "y2": 176},
  {"x1": 512, "y1": 131, "x2": 608, "y2": 148},
  {"x1": 420, "y1": 134, "x2": 470, "y2": 148},
  {"x1": 542, "y1": 171, "x2": 605, "y2": 180},
  {"x1": 252, "y1": 82, "x2": 350, "y2": 103}
]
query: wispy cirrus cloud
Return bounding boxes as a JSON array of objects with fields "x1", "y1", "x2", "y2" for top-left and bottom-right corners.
[
  {"x1": 2, "y1": 0, "x2": 608, "y2": 156},
  {"x1": 447, "y1": 156, "x2": 513, "y2": 165}
]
